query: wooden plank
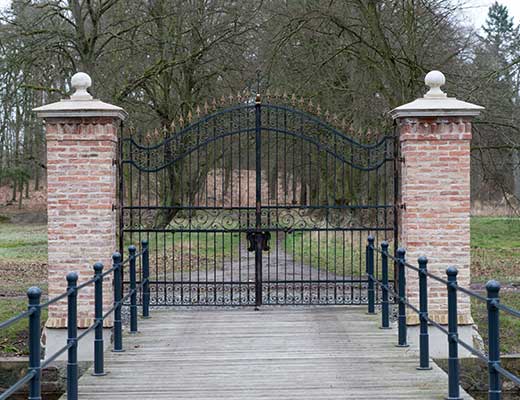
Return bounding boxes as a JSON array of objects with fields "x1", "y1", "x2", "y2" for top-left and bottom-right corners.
[{"x1": 68, "y1": 307, "x2": 473, "y2": 399}]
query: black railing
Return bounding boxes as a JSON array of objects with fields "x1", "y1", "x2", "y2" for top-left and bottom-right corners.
[
  {"x1": 366, "y1": 235, "x2": 520, "y2": 400},
  {"x1": 0, "y1": 240, "x2": 151, "y2": 400}
]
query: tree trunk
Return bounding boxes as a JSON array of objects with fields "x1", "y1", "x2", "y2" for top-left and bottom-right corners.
[{"x1": 512, "y1": 149, "x2": 520, "y2": 200}]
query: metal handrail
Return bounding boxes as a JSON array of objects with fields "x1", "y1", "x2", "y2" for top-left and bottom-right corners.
[
  {"x1": 0, "y1": 240, "x2": 152, "y2": 400},
  {"x1": 0, "y1": 370, "x2": 37, "y2": 399},
  {"x1": 0, "y1": 309, "x2": 34, "y2": 330},
  {"x1": 366, "y1": 236, "x2": 520, "y2": 399}
]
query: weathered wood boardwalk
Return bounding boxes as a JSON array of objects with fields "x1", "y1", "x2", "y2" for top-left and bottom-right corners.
[{"x1": 72, "y1": 307, "x2": 472, "y2": 399}]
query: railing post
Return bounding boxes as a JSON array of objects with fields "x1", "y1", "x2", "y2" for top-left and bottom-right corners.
[
  {"x1": 380, "y1": 241, "x2": 390, "y2": 329},
  {"x1": 417, "y1": 256, "x2": 431, "y2": 370},
  {"x1": 93, "y1": 262, "x2": 106, "y2": 376},
  {"x1": 112, "y1": 252, "x2": 124, "y2": 352},
  {"x1": 396, "y1": 247, "x2": 408, "y2": 347},
  {"x1": 66, "y1": 272, "x2": 78, "y2": 400},
  {"x1": 367, "y1": 235, "x2": 375, "y2": 314},
  {"x1": 27, "y1": 287, "x2": 42, "y2": 400},
  {"x1": 486, "y1": 280, "x2": 501, "y2": 400},
  {"x1": 142, "y1": 240, "x2": 150, "y2": 318},
  {"x1": 446, "y1": 266, "x2": 462, "y2": 400},
  {"x1": 129, "y1": 245, "x2": 138, "y2": 334}
]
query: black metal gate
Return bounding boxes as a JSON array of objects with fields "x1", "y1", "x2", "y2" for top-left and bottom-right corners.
[{"x1": 119, "y1": 94, "x2": 397, "y2": 306}]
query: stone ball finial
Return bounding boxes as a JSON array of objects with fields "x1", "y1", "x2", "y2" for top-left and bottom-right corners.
[
  {"x1": 70, "y1": 72, "x2": 93, "y2": 100},
  {"x1": 424, "y1": 70, "x2": 447, "y2": 99}
]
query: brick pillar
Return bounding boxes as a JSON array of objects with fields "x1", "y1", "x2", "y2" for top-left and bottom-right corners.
[
  {"x1": 34, "y1": 73, "x2": 126, "y2": 357},
  {"x1": 390, "y1": 71, "x2": 483, "y2": 357}
]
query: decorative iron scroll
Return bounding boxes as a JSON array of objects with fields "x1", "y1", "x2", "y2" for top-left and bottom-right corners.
[
  {"x1": 122, "y1": 206, "x2": 394, "y2": 232},
  {"x1": 142, "y1": 282, "x2": 395, "y2": 306}
]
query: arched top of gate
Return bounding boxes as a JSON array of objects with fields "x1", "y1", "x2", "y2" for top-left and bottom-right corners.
[{"x1": 122, "y1": 101, "x2": 394, "y2": 172}]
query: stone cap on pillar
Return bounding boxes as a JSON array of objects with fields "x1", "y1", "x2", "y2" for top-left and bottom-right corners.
[
  {"x1": 390, "y1": 70, "x2": 484, "y2": 119},
  {"x1": 33, "y1": 72, "x2": 127, "y2": 120}
]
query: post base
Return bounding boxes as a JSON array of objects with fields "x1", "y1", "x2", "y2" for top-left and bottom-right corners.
[
  {"x1": 395, "y1": 344, "x2": 410, "y2": 348},
  {"x1": 91, "y1": 371, "x2": 108, "y2": 377},
  {"x1": 416, "y1": 366, "x2": 433, "y2": 371},
  {"x1": 111, "y1": 349, "x2": 125, "y2": 353},
  {"x1": 408, "y1": 324, "x2": 474, "y2": 358},
  {"x1": 44, "y1": 327, "x2": 113, "y2": 361},
  {"x1": 379, "y1": 326, "x2": 392, "y2": 330}
]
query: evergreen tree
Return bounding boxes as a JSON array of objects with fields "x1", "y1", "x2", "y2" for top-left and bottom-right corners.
[
  {"x1": 481, "y1": 1, "x2": 520, "y2": 77},
  {"x1": 471, "y1": 2, "x2": 520, "y2": 203},
  {"x1": 484, "y1": 2, "x2": 516, "y2": 55}
]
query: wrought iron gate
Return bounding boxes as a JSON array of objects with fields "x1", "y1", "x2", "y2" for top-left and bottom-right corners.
[{"x1": 119, "y1": 94, "x2": 397, "y2": 306}]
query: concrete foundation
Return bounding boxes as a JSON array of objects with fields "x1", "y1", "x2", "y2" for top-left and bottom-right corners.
[
  {"x1": 407, "y1": 324, "x2": 474, "y2": 358},
  {"x1": 44, "y1": 328, "x2": 113, "y2": 361}
]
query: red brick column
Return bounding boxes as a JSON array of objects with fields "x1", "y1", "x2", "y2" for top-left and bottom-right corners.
[
  {"x1": 34, "y1": 73, "x2": 126, "y2": 332},
  {"x1": 397, "y1": 116, "x2": 472, "y2": 325},
  {"x1": 45, "y1": 117, "x2": 119, "y2": 327},
  {"x1": 391, "y1": 71, "x2": 483, "y2": 355}
]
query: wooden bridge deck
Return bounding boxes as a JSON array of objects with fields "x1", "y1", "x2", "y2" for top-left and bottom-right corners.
[{"x1": 72, "y1": 307, "x2": 472, "y2": 399}]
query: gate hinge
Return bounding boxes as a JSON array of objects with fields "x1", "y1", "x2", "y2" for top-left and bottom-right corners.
[
  {"x1": 112, "y1": 203, "x2": 117, "y2": 211},
  {"x1": 112, "y1": 158, "x2": 117, "y2": 166},
  {"x1": 398, "y1": 156, "x2": 405, "y2": 163},
  {"x1": 398, "y1": 203, "x2": 406, "y2": 210}
]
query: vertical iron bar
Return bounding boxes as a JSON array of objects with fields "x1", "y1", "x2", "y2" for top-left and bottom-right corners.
[
  {"x1": 396, "y1": 247, "x2": 408, "y2": 347},
  {"x1": 238, "y1": 108, "x2": 242, "y2": 305},
  {"x1": 118, "y1": 122, "x2": 124, "y2": 264},
  {"x1": 93, "y1": 263, "x2": 105, "y2": 376},
  {"x1": 393, "y1": 123, "x2": 400, "y2": 293},
  {"x1": 142, "y1": 240, "x2": 150, "y2": 318},
  {"x1": 367, "y1": 235, "x2": 375, "y2": 314},
  {"x1": 27, "y1": 287, "x2": 42, "y2": 400},
  {"x1": 246, "y1": 110, "x2": 251, "y2": 304},
  {"x1": 446, "y1": 266, "x2": 462, "y2": 400},
  {"x1": 486, "y1": 280, "x2": 501, "y2": 400},
  {"x1": 66, "y1": 272, "x2": 78, "y2": 400},
  {"x1": 417, "y1": 256, "x2": 431, "y2": 370},
  {"x1": 380, "y1": 241, "x2": 390, "y2": 329},
  {"x1": 112, "y1": 252, "x2": 124, "y2": 352},
  {"x1": 266, "y1": 105, "x2": 270, "y2": 305},
  {"x1": 254, "y1": 233, "x2": 264, "y2": 310},
  {"x1": 254, "y1": 95, "x2": 262, "y2": 309},
  {"x1": 128, "y1": 130, "x2": 134, "y2": 296},
  {"x1": 129, "y1": 245, "x2": 138, "y2": 333}
]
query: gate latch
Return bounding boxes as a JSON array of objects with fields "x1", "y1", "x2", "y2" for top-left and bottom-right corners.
[{"x1": 246, "y1": 231, "x2": 271, "y2": 252}]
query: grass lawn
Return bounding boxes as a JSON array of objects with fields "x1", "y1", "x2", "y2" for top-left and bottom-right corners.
[
  {"x1": 471, "y1": 292, "x2": 520, "y2": 355},
  {"x1": 123, "y1": 213, "x2": 241, "y2": 270},
  {"x1": 0, "y1": 222, "x2": 48, "y2": 356},
  {"x1": 129, "y1": 231, "x2": 239, "y2": 259},
  {"x1": 283, "y1": 231, "x2": 395, "y2": 280},
  {"x1": 283, "y1": 231, "x2": 370, "y2": 277},
  {"x1": 471, "y1": 217, "x2": 520, "y2": 249},
  {"x1": 470, "y1": 217, "x2": 520, "y2": 284},
  {"x1": 0, "y1": 298, "x2": 47, "y2": 356},
  {"x1": 470, "y1": 216, "x2": 520, "y2": 354},
  {"x1": 0, "y1": 223, "x2": 47, "y2": 263},
  {"x1": 125, "y1": 231, "x2": 240, "y2": 273}
]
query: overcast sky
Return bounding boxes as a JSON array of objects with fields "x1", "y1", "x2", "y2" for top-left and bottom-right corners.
[{"x1": 0, "y1": 0, "x2": 519, "y2": 30}]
